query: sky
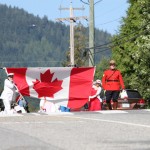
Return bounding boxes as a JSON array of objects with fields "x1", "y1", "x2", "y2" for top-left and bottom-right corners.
[{"x1": 0, "y1": 0, "x2": 129, "y2": 35}]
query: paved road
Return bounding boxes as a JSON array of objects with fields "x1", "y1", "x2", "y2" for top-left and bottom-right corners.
[{"x1": 0, "y1": 109, "x2": 150, "y2": 150}]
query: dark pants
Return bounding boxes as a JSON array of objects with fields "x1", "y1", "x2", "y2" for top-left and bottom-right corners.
[{"x1": 105, "y1": 90, "x2": 120, "y2": 103}]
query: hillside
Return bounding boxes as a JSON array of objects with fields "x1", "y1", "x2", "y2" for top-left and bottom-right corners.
[
  {"x1": 0, "y1": 4, "x2": 112, "y2": 67},
  {"x1": 0, "y1": 4, "x2": 113, "y2": 111}
]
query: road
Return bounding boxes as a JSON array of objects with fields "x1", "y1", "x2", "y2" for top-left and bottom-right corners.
[{"x1": 0, "y1": 109, "x2": 150, "y2": 150}]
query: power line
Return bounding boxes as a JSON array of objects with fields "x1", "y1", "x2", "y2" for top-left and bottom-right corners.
[
  {"x1": 94, "y1": 0, "x2": 103, "y2": 5},
  {"x1": 95, "y1": 17, "x2": 121, "y2": 26},
  {"x1": 80, "y1": 0, "x2": 103, "y2": 5},
  {"x1": 95, "y1": 2, "x2": 128, "y2": 19},
  {"x1": 82, "y1": 27, "x2": 148, "y2": 66},
  {"x1": 93, "y1": 29, "x2": 148, "y2": 55},
  {"x1": 87, "y1": 22, "x2": 150, "y2": 50},
  {"x1": 80, "y1": 0, "x2": 89, "y2": 5},
  {"x1": 80, "y1": 21, "x2": 150, "y2": 65}
]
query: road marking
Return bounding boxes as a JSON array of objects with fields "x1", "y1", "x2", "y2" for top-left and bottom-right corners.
[
  {"x1": 62, "y1": 115, "x2": 150, "y2": 128},
  {"x1": 0, "y1": 112, "x2": 74, "y2": 117},
  {"x1": 0, "y1": 113, "x2": 23, "y2": 117},
  {"x1": 0, "y1": 109, "x2": 149, "y2": 117},
  {"x1": 46, "y1": 112, "x2": 74, "y2": 115},
  {"x1": 143, "y1": 109, "x2": 150, "y2": 112},
  {"x1": 96, "y1": 110, "x2": 128, "y2": 114},
  {"x1": 30, "y1": 113, "x2": 42, "y2": 116},
  {"x1": 1, "y1": 121, "x2": 65, "y2": 124}
]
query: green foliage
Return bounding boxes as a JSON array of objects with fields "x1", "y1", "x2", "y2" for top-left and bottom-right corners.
[
  {"x1": 111, "y1": 0, "x2": 150, "y2": 99},
  {"x1": 95, "y1": 57, "x2": 110, "y2": 80}
]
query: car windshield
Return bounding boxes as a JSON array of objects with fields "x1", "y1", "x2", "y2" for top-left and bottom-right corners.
[{"x1": 127, "y1": 90, "x2": 142, "y2": 98}]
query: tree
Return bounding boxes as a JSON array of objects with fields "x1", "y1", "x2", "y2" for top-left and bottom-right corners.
[
  {"x1": 94, "y1": 57, "x2": 110, "y2": 80},
  {"x1": 74, "y1": 24, "x2": 88, "y2": 66},
  {"x1": 112, "y1": 0, "x2": 150, "y2": 99}
]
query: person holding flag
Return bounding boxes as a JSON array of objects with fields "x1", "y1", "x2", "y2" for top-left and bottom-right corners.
[
  {"x1": 88, "y1": 79, "x2": 102, "y2": 111},
  {"x1": 1, "y1": 73, "x2": 17, "y2": 114}
]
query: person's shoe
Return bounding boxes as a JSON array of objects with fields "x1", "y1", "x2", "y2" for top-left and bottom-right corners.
[
  {"x1": 113, "y1": 102, "x2": 118, "y2": 110},
  {"x1": 106, "y1": 103, "x2": 112, "y2": 110},
  {"x1": 17, "y1": 110, "x2": 22, "y2": 113}
]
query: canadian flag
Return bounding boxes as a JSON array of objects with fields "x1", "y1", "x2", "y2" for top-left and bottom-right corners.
[{"x1": 5, "y1": 67, "x2": 95, "y2": 109}]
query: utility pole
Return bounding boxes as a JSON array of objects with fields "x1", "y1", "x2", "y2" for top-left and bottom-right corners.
[
  {"x1": 56, "y1": 1, "x2": 87, "y2": 66},
  {"x1": 89, "y1": 0, "x2": 95, "y2": 67},
  {"x1": 80, "y1": 0, "x2": 102, "y2": 66}
]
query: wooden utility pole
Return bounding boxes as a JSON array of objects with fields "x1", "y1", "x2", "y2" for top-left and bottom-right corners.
[
  {"x1": 81, "y1": 0, "x2": 102, "y2": 66},
  {"x1": 56, "y1": 1, "x2": 87, "y2": 66},
  {"x1": 89, "y1": 0, "x2": 95, "y2": 67}
]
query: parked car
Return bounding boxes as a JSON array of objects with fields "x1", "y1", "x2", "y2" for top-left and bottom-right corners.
[{"x1": 102, "y1": 89, "x2": 146, "y2": 110}]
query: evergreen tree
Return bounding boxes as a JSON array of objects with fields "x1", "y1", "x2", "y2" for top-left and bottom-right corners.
[
  {"x1": 95, "y1": 57, "x2": 110, "y2": 80},
  {"x1": 112, "y1": 0, "x2": 150, "y2": 99}
]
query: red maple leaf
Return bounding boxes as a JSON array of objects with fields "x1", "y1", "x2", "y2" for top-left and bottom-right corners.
[{"x1": 33, "y1": 69, "x2": 63, "y2": 98}]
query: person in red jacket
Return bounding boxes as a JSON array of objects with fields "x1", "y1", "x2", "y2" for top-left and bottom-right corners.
[{"x1": 102, "y1": 60, "x2": 125, "y2": 110}]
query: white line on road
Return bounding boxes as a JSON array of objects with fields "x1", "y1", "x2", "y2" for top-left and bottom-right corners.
[
  {"x1": 143, "y1": 109, "x2": 150, "y2": 112},
  {"x1": 46, "y1": 112, "x2": 74, "y2": 115},
  {"x1": 0, "y1": 114, "x2": 23, "y2": 117},
  {"x1": 30, "y1": 113, "x2": 42, "y2": 116},
  {"x1": 0, "y1": 121, "x2": 65, "y2": 124},
  {"x1": 30, "y1": 112, "x2": 74, "y2": 116},
  {"x1": 62, "y1": 115, "x2": 150, "y2": 128},
  {"x1": 96, "y1": 110, "x2": 128, "y2": 114}
]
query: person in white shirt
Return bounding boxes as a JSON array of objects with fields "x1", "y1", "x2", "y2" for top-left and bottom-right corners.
[
  {"x1": 1, "y1": 73, "x2": 17, "y2": 114},
  {"x1": 38, "y1": 97, "x2": 59, "y2": 113}
]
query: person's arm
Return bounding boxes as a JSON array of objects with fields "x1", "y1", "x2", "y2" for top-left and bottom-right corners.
[
  {"x1": 5, "y1": 79, "x2": 15, "y2": 89},
  {"x1": 118, "y1": 71, "x2": 125, "y2": 89},
  {"x1": 89, "y1": 87, "x2": 102, "y2": 99},
  {"x1": 102, "y1": 71, "x2": 106, "y2": 90},
  {"x1": 95, "y1": 87, "x2": 102, "y2": 97}
]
